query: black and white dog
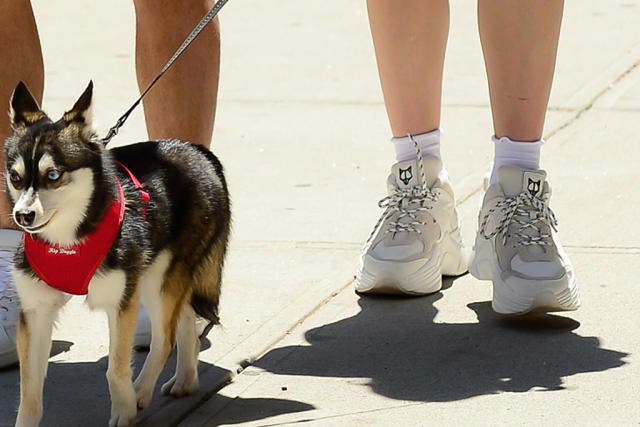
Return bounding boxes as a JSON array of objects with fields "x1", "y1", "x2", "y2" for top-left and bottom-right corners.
[{"x1": 5, "y1": 81, "x2": 230, "y2": 427}]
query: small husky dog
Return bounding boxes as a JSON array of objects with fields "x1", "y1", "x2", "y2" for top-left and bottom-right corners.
[{"x1": 6, "y1": 81, "x2": 230, "y2": 427}]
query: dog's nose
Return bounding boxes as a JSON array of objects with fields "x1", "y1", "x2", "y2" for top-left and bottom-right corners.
[{"x1": 15, "y1": 210, "x2": 36, "y2": 227}]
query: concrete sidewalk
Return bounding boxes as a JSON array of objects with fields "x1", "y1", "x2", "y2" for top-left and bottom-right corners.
[{"x1": 1, "y1": 1, "x2": 638, "y2": 426}]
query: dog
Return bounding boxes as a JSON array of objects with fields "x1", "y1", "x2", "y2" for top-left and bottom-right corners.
[{"x1": 5, "y1": 81, "x2": 230, "y2": 427}]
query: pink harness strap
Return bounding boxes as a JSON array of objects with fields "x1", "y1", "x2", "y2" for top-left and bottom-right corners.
[{"x1": 115, "y1": 161, "x2": 150, "y2": 217}]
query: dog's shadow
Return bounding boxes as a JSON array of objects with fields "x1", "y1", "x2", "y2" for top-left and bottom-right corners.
[{"x1": 0, "y1": 338, "x2": 313, "y2": 427}]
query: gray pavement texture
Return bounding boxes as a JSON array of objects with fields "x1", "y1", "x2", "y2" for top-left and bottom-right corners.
[{"x1": 0, "y1": 1, "x2": 639, "y2": 426}]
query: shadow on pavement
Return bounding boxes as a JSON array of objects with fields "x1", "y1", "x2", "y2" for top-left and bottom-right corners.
[
  {"x1": 0, "y1": 338, "x2": 312, "y2": 427},
  {"x1": 253, "y1": 279, "x2": 628, "y2": 402},
  {"x1": 194, "y1": 395, "x2": 315, "y2": 426}
]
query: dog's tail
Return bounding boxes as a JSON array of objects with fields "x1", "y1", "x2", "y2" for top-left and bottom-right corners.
[
  {"x1": 190, "y1": 219, "x2": 229, "y2": 337},
  {"x1": 186, "y1": 143, "x2": 231, "y2": 338}
]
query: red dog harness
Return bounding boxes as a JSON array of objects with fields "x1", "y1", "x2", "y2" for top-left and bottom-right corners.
[{"x1": 23, "y1": 162, "x2": 149, "y2": 295}]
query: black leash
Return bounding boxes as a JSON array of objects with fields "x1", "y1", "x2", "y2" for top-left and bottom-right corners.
[{"x1": 100, "y1": 0, "x2": 230, "y2": 146}]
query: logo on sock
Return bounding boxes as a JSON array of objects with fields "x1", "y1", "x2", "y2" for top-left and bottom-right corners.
[{"x1": 399, "y1": 166, "x2": 413, "y2": 185}]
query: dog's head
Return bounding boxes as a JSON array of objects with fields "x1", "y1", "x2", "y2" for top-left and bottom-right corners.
[{"x1": 5, "y1": 81, "x2": 103, "y2": 245}]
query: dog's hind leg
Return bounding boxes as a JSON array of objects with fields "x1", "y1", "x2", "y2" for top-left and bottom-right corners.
[
  {"x1": 134, "y1": 264, "x2": 188, "y2": 409},
  {"x1": 14, "y1": 274, "x2": 69, "y2": 427},
  {"x1": 105, "y1": 292, "x2": 139, "y2": 427},
  {"x1": 161, "y1": 301, "x2": 199, "y2": 397}
]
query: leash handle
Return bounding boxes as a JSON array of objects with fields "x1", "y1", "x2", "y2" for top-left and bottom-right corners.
[{"x1": 101, "y1": 0, "x2": 230, "y2": 146}]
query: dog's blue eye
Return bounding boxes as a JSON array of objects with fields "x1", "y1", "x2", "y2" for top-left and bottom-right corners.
[
  {"x1": 47, "y1": 170, "x2": 61, "y2": 181},
  {"x1": 9, "y1": 171, "x2": 21, "y2": 183}
]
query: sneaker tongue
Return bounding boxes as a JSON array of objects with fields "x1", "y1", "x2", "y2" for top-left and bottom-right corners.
[
  {"x1": 497, "y1": 166, "x2": 547, "y2": 197},
  {"x1": 390, "y1": 157, "x2": 441, "y2": 192}
]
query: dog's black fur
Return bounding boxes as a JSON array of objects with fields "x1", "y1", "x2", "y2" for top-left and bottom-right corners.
[{"x1": 6, "y1": 81, "x2": 231, "y2": 425}]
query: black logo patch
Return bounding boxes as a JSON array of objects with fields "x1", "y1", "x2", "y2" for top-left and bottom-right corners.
[
  {"x1": 527, "y1": 178, "x2": 541, "y2": 197},
  {"x1": 399, "y1": 166, "x2": 412, "y2": 185}
]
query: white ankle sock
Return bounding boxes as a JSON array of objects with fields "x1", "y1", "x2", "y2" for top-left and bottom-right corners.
[
  {"x1": 392, "y1": 129, "x2": 447, "y2": 179},
  {"x1": 392, "y1": 129, "x2": 442, "y2": 162},
  {"x1": 489, "y1": 135, "x2": 543, "y2": 185},
  {"x1": 393, "y1": 129, "x2": 448, "y2": 180}
]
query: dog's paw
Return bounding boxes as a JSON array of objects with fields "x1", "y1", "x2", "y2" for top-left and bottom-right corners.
[
  {"x1": 109, "y1": 402, "x2": 137, "y2": 427},
  {"x1": 134, "y1": 387, "x2": 153, "y2": 410},
  {"x1": 161, "y1": 373, "x2": 198, "y2": 397}
]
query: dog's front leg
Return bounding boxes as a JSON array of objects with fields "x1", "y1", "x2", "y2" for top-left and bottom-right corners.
[
  {"x1": 105, "y1": 292, "x2": 139, "y2": 427},
  {"x1": 14, "y1": 287, "x2": 68, "y2": 427},
  {"x1": 15, "y1": 309, "x2": 57, "y2": 427}
]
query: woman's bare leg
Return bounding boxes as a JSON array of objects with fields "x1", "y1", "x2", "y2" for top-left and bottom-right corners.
[
  {"x1": 478, "y1": 0, "x2": 564, "y2": 141},
  {"x1": 367, "y1": 0, "x2": 449, "y2": 138}
]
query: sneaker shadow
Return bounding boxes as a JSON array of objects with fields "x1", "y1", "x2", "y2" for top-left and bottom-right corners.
[
  {"x1": 0, "y1": 338, "x2": 313, "y2": 427},
  {"x1": 252, "y1": 281, "x2": 628, "y2": 402}
]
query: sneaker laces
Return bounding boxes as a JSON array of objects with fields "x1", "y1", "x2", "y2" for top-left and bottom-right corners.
[
  {"x1": 365, "y1": 135, "x2": 439, "y2": 245},
  {"x1": 480, "y1": 191, "x2": 558, "y2": 247},
  {"x1": 0, "y1": 248, "x2": 18, "y2": 324}
]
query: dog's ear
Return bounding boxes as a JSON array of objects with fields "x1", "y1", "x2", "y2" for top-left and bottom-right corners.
[
  {"x1": 63, "y1": 81, "x2": 93, "y2": 125},
  {"x1": 62, "y1": 81, "x2": 96, "y2": 140},
  {"x1": 9, "y1": 81, "x2": 47, "y2": 133}
]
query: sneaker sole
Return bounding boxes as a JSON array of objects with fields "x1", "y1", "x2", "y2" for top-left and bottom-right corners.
[
  {"x1": 133, "y1": 317, "x2": 209, "y2": 350},
  {"x1": 469, "y1": 235, "x2": 580, "y2": 315},
  {"x1": 356, "y1": 228, "x2": 468, "y2": 296}
]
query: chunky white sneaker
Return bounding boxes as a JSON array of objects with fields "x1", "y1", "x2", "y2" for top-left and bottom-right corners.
[
  {"x1": 133, "y1": 305, "x2": 153, "y2": 349},
  {"x1": 0, "y1": 230, "x2": 23, "y2": 369},
  {"x1": 133, "y1": 305, "x2": 209, "y2": 350},
  {"x1": 469, "y1": 166, "x2": 580, "y2": 314},
  {"x1": 356, "y1": 155, "x2": 468, "y2": 295},
  {"x1": 0, "y1": 286, "x2": 20, "y2": 368}
]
